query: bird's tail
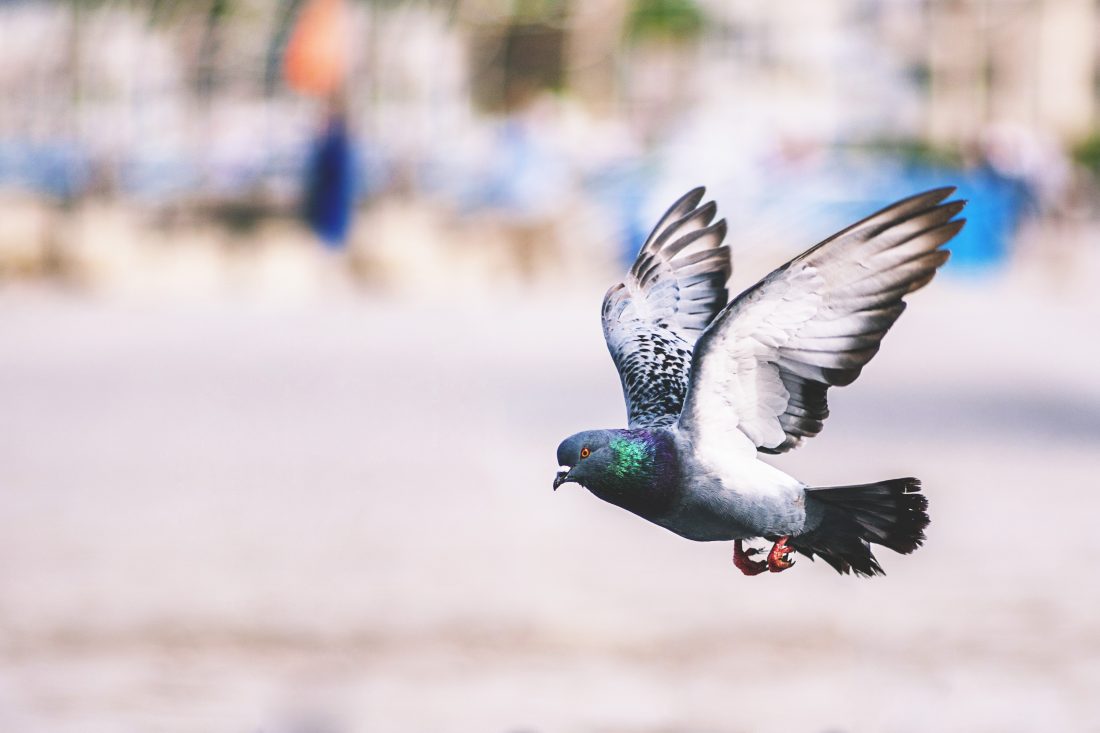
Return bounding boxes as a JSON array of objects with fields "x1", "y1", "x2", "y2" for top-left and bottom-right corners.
[{"x1": 788, "y1": 478, "x2": 929, "y2": 577}]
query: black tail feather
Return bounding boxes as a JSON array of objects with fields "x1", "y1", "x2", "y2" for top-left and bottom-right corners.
[{"x1": 788, "y1": 478, "x2": 929, "y2": 577}]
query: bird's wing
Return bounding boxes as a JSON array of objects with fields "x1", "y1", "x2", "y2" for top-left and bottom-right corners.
[
  {"x1": 602, "y1": 187, "x2": 730, "y2": 428},
  {"x1": 678, "y1": 187, "x2": 965, "y2": 453}
]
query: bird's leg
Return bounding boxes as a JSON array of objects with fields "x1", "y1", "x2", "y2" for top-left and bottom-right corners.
[
  {"x1": 733, "y1": 540, "x2": 768, "y2": 576},
  {"x1": 767, "y1": 536, "x2": 796, "y2": 572}
]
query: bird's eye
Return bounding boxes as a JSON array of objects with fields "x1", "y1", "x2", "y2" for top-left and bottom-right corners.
[{"x1": 580, "y1": 446, "x2": 590, "y2": 459}]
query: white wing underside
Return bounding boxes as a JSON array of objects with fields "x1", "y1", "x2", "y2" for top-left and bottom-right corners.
[{"x1": 679, "y1": 187, "x2": 966, "y2": 456}]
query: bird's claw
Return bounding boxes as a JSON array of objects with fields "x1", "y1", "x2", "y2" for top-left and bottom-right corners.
[
  {"x1": 733, "y1": 540, "x2": 768, "y2": 576},
  {"x1": 767, "y1": 536, "x2": 796, "y2": 573},
  {"x1": 734, "y1": 534, "x2": 796, "y2": 572},
  {"x1": 734, "y1": 537, "x2": 798, "y2": 576}
]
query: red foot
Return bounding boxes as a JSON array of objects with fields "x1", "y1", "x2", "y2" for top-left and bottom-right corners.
[
  {"x1": 767, "y1": 536, "x2": 796, "y2": 573},
  {"x1": 733, "y1": 540, "x2": 768, "y2": 576},
  {"x1": 733, "y1": 537, "x2": 797, "y2": 576}
]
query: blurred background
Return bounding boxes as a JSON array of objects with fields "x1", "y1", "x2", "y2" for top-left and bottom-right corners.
[{"x1": 2, "y1": 0, "x2": 1099, "y2": 731}]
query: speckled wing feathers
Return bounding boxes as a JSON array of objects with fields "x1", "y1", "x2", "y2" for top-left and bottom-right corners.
[
  {"x1": 602, "y1": 187, "x2": 731, "y2": 428},
  {"x1": 679, "y1": 187, "x2": 966, "y2": 453}
]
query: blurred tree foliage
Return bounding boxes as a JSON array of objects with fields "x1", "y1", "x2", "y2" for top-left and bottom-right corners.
[
  {"x1": 1071, "y1": 131, "x2": 1100, "y2": 173},
  {"x1": 508, "y1": 0, "x2": 566, "y2": 22},
  {"x1": 856, "y1": 139, "x2": 964, "y2": 169},
  {"x1": 626, "y1": 0, "x2": 704, "y2": 43}
]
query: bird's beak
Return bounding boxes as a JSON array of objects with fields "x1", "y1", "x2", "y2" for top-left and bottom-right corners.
[{"x1": 553, "y1": 466, "x2": 572, "y2": 491}]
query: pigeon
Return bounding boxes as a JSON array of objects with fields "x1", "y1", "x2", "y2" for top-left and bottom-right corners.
[{"x1": 553, "y1": 186, "x2": 965, "y2": 576}]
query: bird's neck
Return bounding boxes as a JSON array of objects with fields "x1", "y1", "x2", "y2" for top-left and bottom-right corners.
[{"x1": 586, "y1": 429, "x2": 680, "y2": 520}]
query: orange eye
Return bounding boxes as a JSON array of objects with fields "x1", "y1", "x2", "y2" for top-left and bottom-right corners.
[{"x1": 580, "y1": 446, "x2": 590, "y2": 459}]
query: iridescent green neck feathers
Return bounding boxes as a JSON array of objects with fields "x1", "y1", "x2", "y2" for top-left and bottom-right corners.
[{"x1": 608, "y1": 435, "x2": 654, "y2": 479}]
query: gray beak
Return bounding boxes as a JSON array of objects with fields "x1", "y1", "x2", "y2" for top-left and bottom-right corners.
[{"x1": 553, "y1": 467, "x2": 571, "y2": 490}]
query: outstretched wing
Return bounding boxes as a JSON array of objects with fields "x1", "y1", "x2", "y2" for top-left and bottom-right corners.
[
  {"x1": 679, "y1": 187, "x2": 966, "y2": 453},
  {"x1": 602, "y1": 187, "x2": 730, "y2": 428}
]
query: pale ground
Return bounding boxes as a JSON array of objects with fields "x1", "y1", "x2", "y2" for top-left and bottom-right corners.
[{"x1": 2, "y1": 256, "x2": 1100, "y2": 732}]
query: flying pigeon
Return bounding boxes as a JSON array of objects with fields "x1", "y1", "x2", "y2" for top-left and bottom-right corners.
[{"x1": 553, "y1": 187, "x2": 965, "y2": 576}]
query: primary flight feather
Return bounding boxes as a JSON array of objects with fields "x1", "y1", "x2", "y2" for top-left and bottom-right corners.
[{"x1": 553, "y1": 186, "x2": 965, "y2": 576}]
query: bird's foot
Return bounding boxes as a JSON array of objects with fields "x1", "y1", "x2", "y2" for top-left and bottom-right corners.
[
  {"x1": 767, "y1": 536, "x2": 796, "y2": 572},
  {"x1": 733, "y1": 540, "x2": 768, "y2": 576}
]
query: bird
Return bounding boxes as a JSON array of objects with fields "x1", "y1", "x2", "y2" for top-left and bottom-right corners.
[{"x1": 553, "y1": 186, "x2": 965, "y2": 576}]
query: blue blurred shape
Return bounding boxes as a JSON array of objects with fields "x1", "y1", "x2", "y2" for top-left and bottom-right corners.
[
  {"x1": 584, "y1": 161, "x2": 652, "y2": 267},
  {"x1": 119, "y1": 152, "x2": 200, "y2": 201},
  {"x1": 0, "y1": 140, "x2": 90, "y2": 199},
  {"x1": 836, "y1": 162, "x2": 1033, "y2": 275},
  {"x1": 946, "y1": 165, "x2": 1034, "y2": 272},
  {"x1": 303, "y1": 113, "x2": 356, "y2": 247}
]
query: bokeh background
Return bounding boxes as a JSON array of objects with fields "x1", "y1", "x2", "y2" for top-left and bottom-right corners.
[{"x1": 2, "y1": 1, "x2": 1100, "y2": 731}]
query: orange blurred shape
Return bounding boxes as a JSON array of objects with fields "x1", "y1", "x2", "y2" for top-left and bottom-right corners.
[{"x1": 284, "y1": 0, "x2": 349, "y2": 96}]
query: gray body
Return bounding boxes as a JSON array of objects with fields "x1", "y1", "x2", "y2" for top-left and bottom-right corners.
[{"x1": 657, "y1": 427, "x2": 811, "y2": 541}]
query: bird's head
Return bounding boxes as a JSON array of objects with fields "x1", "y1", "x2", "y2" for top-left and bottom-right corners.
[
  {"x1": 553, "y1": 430, "x2": 616, "y2": 490},
  {"x1": 553, "y1": 428, "x2": 679, "y2": 518}
]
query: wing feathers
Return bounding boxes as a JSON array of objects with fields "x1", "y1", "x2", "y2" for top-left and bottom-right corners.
[
  {"x1": 676, "y1": 245, "x2": 731, "y2": 269},
  {"x1": 824, "y1": 187, "x2": 955, "y2": 242},
  {"x1": 640, "y1": 187, "x2": 706, "y2": 256},
  {"x1": 799, "y1": 304, "x2": 906, "y2": 339},
  {"x1": 787, "y1": 333, "x2": 884, "y2": 352},
  {"x1": 637, "y1": 220, "x2": 727, "y2": 289},
  {"x1": 680, "y1": 189, "x2": 965, "y2": 452},
  {"x1": 661, "y1": 218, "x2": 727, "y2": 260},
  {"x1": 643, "y1": 201, "x2": 718, "y2": 257},
  {"x1": 602, "y1": 188, "x2": 731, "y2": 428},
  {"x1": 863, "y1": 199, "x2": 965, "y2": 244}
]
